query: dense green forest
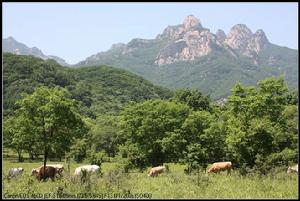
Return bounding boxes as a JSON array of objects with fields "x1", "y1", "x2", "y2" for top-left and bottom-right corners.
[
  {"x1": 3, "y1": 53, "x2": 298, "y2": 175},
  {"x1": 3, "y1": 53, "x2": 172, "y2": 118}
]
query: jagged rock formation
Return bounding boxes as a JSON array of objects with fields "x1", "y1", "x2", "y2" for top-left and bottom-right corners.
[
  {"x1": 154, "y1": 16, "x2": 270, "y2": 65},
  {"x1": 76, "y1": 15, "x2": 274, "y2": 67},
  {"x1": 155, "y1": 15, "x2": 223, "y2": 65},
  {"x1": 71, "y1": 15, "x2": 297, "y2": 99},
  {"x1": 224, "y1": 25, "x2": 270, "y2": 64},
  {"x1": 2, "y1": 15, "x2": 297, "y2": 100}
]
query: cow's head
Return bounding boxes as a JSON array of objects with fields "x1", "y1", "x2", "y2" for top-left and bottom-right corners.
[
  {"x1": 31, "y1": 169, "x2": 39, "y2": 176},
  {"x1": 18, "y1": 167, "x2": 24, "y2": 172},
  {"x1": 287, "y1": 167, "x2": 296, "y2": 174}
]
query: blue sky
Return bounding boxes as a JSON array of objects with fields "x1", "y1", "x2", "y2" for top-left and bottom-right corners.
[{"x1": 3, "y1": 2, "x2": 298, "y2": 64}]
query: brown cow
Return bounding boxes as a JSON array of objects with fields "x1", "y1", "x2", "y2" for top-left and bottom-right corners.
[
  {"x1": 31, "y1": 166, "x2": 56, "y2": 181},
  {"x1": 207, "y1": 161, "x2": 232, "y2": 175},
  {"x1": 148, "y1": 166, "x2": 166, "y2": 177},
  {"x1": 37, "y1": 164, "x2": 64, "y2": 177}
]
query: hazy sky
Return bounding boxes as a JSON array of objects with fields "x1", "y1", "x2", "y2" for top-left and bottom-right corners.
[{"x1": 3, "y1": 2, "x2": 298, "y2": 64}]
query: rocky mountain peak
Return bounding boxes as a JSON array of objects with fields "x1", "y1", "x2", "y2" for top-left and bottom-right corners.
[
  {"x1": 216, "y1": 29, "x2": 226, "y2": 42},
  {"x1": 154, "y1": 19, "x2": 220, "y2": 65},
  {"x1": 225, "y1": 24, "x2": 253, "y2": 45},
  {"x1": 224, "y1": 24, "x2": 269, "y2": 63},
  {"x1": 157, "y1": 15, "x2": 204, "y2": 41},
  {"x1": 254, "y1": 29, "x2": 269, "y2": 43},
  {"x1": 78, "y1": 15, "x2": 272, "y2": 67},
  {"x1": 183, "y1": 15, "x2": 202, "y2": 30},
  {"x1": 250, "y1": 29, "x2": 270, "y2": 54},
  {"x1": 231, "y1": 24, "x2": 252, "y2": 33},
  {"x1": 255, "y1": 29, "x2": 265, "y2": 35}
]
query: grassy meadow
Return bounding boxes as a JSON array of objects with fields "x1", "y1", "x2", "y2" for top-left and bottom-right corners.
[{"x1": 2, "y1": 158, "x2": 298, "y2": 199}]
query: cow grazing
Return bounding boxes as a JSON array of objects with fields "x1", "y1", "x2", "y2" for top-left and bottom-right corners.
[
  {"x1": 287, "y1": 164, "x2": 298, "y2": 174},
  {"x1": 207, "y1": 161, "x2": 232, "y2": 175},
  {"x1": 8, "y1": 167, "x2": 24, "y2": 178},
  {"x1": 38, "y1": 164, "x2": 64, "y2": 176},
  {"x1": 74, "y1": 165, "x2": 100, "y2": 176},
  {"x1": 148, "y1": 166, "x2": 166, "y2": 177},
  {"x1": 31, "y1": 166, "x2": 56, "y2": 181}
]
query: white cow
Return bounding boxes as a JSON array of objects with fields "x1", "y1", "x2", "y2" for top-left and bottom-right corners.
[
  {"x1": 74, "y1": 165, "x2": 100, "y2": 176},
  {"x1": 8, "y1": 167, "x2": 24, "y2": 178},
  {"x1": 287, "y1": 164, "x2": 298, "y2": 174}
]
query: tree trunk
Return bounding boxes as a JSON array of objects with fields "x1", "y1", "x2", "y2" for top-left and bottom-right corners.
[
  {"x1": 29, "y1": 152, "x2": 34, "y2": 160},
  {"x1": 43, "y1": 116, "x2": 48, "y2": 181},
  {"x1": 17, "y1": 150, "x2": 23, "y2": 162},
  {"x1": 43, "y1": 147, "x2": 48, "y2": 180},
  {"x1": 34, "y1": 152, "x2": 40, "y2": 160}
]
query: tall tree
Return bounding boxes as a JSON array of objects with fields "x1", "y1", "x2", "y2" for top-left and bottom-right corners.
[
  {"x1": 226, "y1": 77, "x2": 298, "y2": 171},
  {"x1": 14, "y1": 86, "x2": 86, "y2": 179},
  {"x1": 119, "y1": 99, "x2": 190, "y2": 169},
  {"x1": 90, "y1": 115, "x2": 121, "y2": 157}
]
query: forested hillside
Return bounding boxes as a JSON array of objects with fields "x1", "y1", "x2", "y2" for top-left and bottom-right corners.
[
  {"x1": 3, "y1": 53, "x2": 298, "y2": 174},
  {"x1": 3, "y1": 53, "x2": 172, "y2": 118}
]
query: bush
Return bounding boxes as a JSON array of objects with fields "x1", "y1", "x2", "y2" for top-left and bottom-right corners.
[
  {"x1": 87, "y1": 151, "x2": 109, "y2": 166},
  {"x1": 115, "y1": 157, "x2": 133, "y2": 173},
  {"x1": 67, "y1": 139, "x2": 88, "y2": 163}
]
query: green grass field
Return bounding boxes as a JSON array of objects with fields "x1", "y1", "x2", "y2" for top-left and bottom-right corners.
[{"x1": 2, "y1": 159, "x2": 298, "y2": 199}]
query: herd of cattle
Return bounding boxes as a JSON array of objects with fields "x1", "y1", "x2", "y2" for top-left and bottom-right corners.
[
  {"x1": 7, "y1": 162, "x2": 298, "y2": 181},
  {"x1": 7, "y1": 164, "x2": 100, "y2": 181}
]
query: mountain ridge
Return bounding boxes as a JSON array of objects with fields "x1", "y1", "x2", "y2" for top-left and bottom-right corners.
[
  {"x1": 3, "y1": 15, "x2": 298, "y2": 99},
  {"x1": 74, "y1": 15, "x2": 298, "y2": 99},
  {"x1": 3, "y1": 36, "x2": 70, "y2": 66}
]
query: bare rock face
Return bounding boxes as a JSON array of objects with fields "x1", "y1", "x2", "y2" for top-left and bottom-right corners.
[
  {"x1": 85, "y1": 15, "x2": 270, "y2": 66},
  {"x1": 251, "y1": 29, "x2": 269, "y2": 53},
  {"x1": 157, "y1": 15, "x2": 203, "y2": 41},
  {"x1": 224, "y1": 24, "x2": 269, "y2": 63},
  {"x1": 183, "y1": 15, "x2": 202, "y2": 30},
  {"x1": 224, "y1": 24, "x2": 253, "y2": 52},
  {"x1": 155, "y1": 15, "x2": 222, "y2": 65},
  {"x1": 154, "y1": 16, "x2": 270, "y2": 66}
]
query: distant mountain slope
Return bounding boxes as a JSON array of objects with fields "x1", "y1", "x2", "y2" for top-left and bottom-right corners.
[
  {"x1": 75, "y1": 15, "x2": 298, "y2": 99},
  {"x1": 3, "y1": 53, "x2": 172, "y2": 118},
  {"x1": 3, "y1": 37, "x2": 70, "y2": 66}
]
